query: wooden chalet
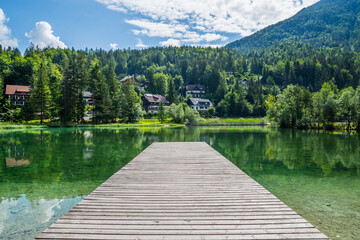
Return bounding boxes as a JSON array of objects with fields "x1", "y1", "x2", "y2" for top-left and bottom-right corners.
[
  {"x1": 5, "y1": 85, "x2": 31, "y2": 106},
  {"x1": 185, "y1": 84, "x2": 206, "y2": 98},
  {"x1": 141, "y1": 94, "x2": 169, "y2": 114},
  {"x1": 187, "y1": 97, "x2": 213, "y2": 112}
]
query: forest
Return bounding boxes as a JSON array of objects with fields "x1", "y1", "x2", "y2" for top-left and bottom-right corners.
[
  {"x1": 266, "y1": 83, "x2": 360, "y2": 131},
  {"x1": 0, "y1": 42, "x2": 359, "y2": 128},
  {"x1": 227, "y1": 0, "x2": 360, "y2": 52}
]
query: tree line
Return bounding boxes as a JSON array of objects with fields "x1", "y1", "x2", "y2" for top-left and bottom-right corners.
[
  {"x1": 0, "y1": 43, "x2": 359, "y2": 123},
  {"x1": 266, "y1": 82, "x2": 360, "y2": 131}
]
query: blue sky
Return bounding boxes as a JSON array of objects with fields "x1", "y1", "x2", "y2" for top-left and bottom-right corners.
[{"x1": 0, "y1": 0, "x2": 319, "y2": 52}]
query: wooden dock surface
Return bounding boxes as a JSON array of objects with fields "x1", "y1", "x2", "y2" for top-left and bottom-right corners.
[{"x1": 36, "y1": 142, "x2": 328, "y2": 240}]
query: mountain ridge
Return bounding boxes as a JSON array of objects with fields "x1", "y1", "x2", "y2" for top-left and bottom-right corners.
[{"x1": 226, "y1": 0, "x2": 360, "y2": 52}]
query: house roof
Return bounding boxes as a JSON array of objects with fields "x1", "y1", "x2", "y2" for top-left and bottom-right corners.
[
  {"x1": 120, "y1": 75, "x2": 137, "y2": 83},
  {"x1": 143, "y1": 94, "x2": 169, "y2": 104},
  {"x1": 5, "y1": 85, "x2": 31, "y2": 95},
  {"x1": 185, "y1": 84, "x2": 206, "y2": 91},
  {"x1": 188, "y1": 98, "x2": 213, "y2": 107}
]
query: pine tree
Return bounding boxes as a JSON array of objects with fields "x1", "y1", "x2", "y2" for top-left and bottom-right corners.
[
  {"x1": 21, "y1": 100, "x2": 34, "y2": 122},
  {"x1": 89, "y1": 63, "x2": 102, "y2": 123},
  {"x1": 0, "y1": 75, "x2": 3, "y2": 108},
  {"x1": 31, "y1": 61, "x2": 51, "y2": 124},
  {"x1": 215, "y1": 71, "x2": 228, "y2": 104},
  {"x1": 122, "y1": 80, "x2": 144, "y2": 123},
  {"x1": 60, "y1": 57, "x2": 76, "y2": 123},
  {"x1": 166, "y1": 77, "x2": 177, "y2": 104},
  {"x1": 89, "y1": 63, "x2": 112, "y2": 123},
  {"x1": 147, "y1": 68, "x2": 155, "y2": 93},
  {"x1": 98, "y1": 78, "x2": 112, "y2": 123},
  {"x1": 106, "y1": 59, "x2": 122, "y2": 122},
  {"x1": 158, "y1": 102, "x2": 165, "y2": 123},
  {"x1": 48, "y1": 63, "x2": 62, "y2": 120},
  {"x1": 74, "y1": 54, "x2": 87, "y2": 123}
]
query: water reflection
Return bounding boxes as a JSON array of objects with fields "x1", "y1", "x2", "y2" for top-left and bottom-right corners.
[
  {"x1": 6, "y1": 158, "x2": 30, "y2": 167},
  {"x1": 0, "y1": 127, "x2": 359, "y2": 239}
]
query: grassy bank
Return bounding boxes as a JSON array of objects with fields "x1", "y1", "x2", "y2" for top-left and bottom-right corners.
[
  {"x1": 0, "y1": 122, "x2": 47, "y2": 129},
  {"x1": 0, "y1": 118, "x2": 267, "y2": 130},
  {"x1": 0, "y1": 119, "x2": 184, "y2": 130},
  {"x1": 189, "y1": 118, "x2": 268, "y2": 126}
]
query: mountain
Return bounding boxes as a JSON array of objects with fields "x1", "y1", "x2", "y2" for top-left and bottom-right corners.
[{"x1": 226, "y1": 0, "x2": 360, "y2": 52}]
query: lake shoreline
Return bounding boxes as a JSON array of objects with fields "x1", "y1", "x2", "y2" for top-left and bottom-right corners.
[
  {"x1": 0, "y1": 118, "x2": 267, "y2": 130},
  {"x1": 0, "y1": 118, "x2": 359, "y2": 134}
]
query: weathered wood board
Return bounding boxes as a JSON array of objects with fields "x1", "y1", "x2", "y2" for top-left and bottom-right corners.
[{"x1": 36, "y1": 142, "x2": 328, "y2": 240}]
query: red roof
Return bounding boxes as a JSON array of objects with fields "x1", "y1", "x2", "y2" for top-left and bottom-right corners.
[
  {"x1": 5, "y1": 85, "x2": 31, "y2": 95},
  {"x1": 143, "y1": 94, "x2": 169, "y2": 104}
]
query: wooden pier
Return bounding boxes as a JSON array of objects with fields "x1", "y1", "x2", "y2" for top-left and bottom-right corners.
[{"x1": 37, "y1": 142, "x2": 328, "y2": 239}]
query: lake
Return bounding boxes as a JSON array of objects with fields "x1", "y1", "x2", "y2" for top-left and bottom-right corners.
[{"x1": 0, "y1": 127, "x2": 359, "y2": 239}]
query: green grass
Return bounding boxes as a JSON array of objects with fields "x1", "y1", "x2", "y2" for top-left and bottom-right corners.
[
  {"x1": 191, "y1": 118, "x2": 268, "y2": 126},
  {"x1": 0, "y1": 120, "x2": 184, "y2": 130},
  {"x1": 0, "y1": 122, "x2": 47, "y2": 129},
  {"x1": 0, "y1": 117, "x2": 265, "y2": 130}
]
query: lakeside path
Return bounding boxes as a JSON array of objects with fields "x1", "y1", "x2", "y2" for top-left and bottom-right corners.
[{"x1": 36, "y1": 142, "x2": 328, "y2": 240}]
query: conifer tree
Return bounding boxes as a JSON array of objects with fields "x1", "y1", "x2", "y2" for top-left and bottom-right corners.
[
  {"x1": 74, "y1": 54, "x2": 87, "y2": 123},
  {"x1": 60, "y1": 57, "x2": 76, "y2": 123},
  {"x1": 215, "y1": 71, "x2": 228, "y2": 103},
  {"x1": 0, "y1": 75, "x2": 3, "y2": 108},
  {"x1": 166, "y1": 77, "x2": 177, "y2": 104},
  {"x1": 158, "y1": 102, "x2": 165, "y2": 123},
  {"x1": 31, "y1": 61, "x2": 51, "y2": 123},
  {"x1": 106, "y1": 60, "x2": 122, "y2": 121},
  {"x1": 89, "y1": 63, "x2": 112, "y2": 123},
  {"x1": 21, "y1": 100, "x2": 34, "y2": 122},
  {"x1": 122, "y1": 80, "x2": 144, "y2": 123},
  {"x1": 48, "y1": 62, "x2": 62, "y2": 120}
]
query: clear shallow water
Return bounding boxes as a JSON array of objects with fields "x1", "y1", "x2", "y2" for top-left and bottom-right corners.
[{"x1": 0, "y1": 127, "x2": 359, "y2": 239}]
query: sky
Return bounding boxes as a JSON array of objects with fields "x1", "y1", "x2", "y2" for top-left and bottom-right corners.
[{"x1": 0, "y1": 0, "x2": 319, "y2": 52}]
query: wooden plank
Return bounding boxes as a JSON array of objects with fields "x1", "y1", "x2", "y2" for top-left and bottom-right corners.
[
  {"x1": 36, "y1": 142, "x2": 328, "y2": 239},
  {"x1": 37, "y1": 233, "x2": 328, "y2": 240},
  {"x1": 48, "y1": 223, "x2": 315, "y2": 229}
]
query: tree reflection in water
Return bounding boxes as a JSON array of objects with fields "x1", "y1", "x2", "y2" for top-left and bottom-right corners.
[{"x1": 0, "y1": 127, "x2": 359, "y2": 239}]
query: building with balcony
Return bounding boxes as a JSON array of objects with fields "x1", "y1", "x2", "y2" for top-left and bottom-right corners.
[
  {"x1": 185, "y1": 84, "x2": 206, "y2": 98},
  {"x1": 5, "y1": 85, "x2": 31, "y2": 106},
  {"x1": 142, "y1": 94, "x2": 169, "y2": 114},
  {"x1": 187, "y1": 98, "x2": 213, "y2": 112}
]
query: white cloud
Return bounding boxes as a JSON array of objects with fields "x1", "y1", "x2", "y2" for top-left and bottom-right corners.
[
  {"x1": 25, "y1": 21, "x2": 67, "y2": 49},
  {"x1": 181, "y1": 31, "x2": 228, "y2": 43},
  {"x1": 110, "y1": 43, "x2": 118, "y2": 49},
  {"x1": 191, "y1": 43, "x2": 224, "y2": 48},
  {"x1": 160, "y1": 38, "x2": 181, "y2": 47},
  {"x1": 97, "y1": 0, "x2": 319, "y2": 46},
  {"x1": 135, "y1": 38, "x2": 148, "y2": 48},
  {"x1": 107, "y1": 5, "x2": 127, "y2": 12},
  {"x1": 125, "y1": 19, "x2": 188, "y2": 38},
  {"x1": 96, "y1": 0, "x2": 127, "y2": 12},
  {"x1": 0, "y1": 8, "x2": 18, "y2": 48}
]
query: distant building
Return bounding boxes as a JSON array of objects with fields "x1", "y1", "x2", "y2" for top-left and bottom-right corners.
[
  {"x1": 185, "y1": 84, "x2": 206, "y2": 98},
  {"x1": 83, "y1": 91, "x2": 94, "y2": 106},
  {"x1": 142, "y1": 94, "x2": 169, "y2": 114},
  {"x1": 120, "y1": 75, "x2": 138, "y2": 84},
  {"x1": 5, "y1": 85, "x2": 31, "y2": 106},
  {"x1": 187, "y1": 98, "x2": 213, "y2": 112}
]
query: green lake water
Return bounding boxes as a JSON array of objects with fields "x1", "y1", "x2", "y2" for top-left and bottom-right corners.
[{"x1": 0, "y1": 127, "x2": 359, "y2": 239}]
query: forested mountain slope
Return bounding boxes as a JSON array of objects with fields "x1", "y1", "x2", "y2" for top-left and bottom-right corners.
[{"x1": 226, "y1": 0, "x2": 360, "y2": 52}]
